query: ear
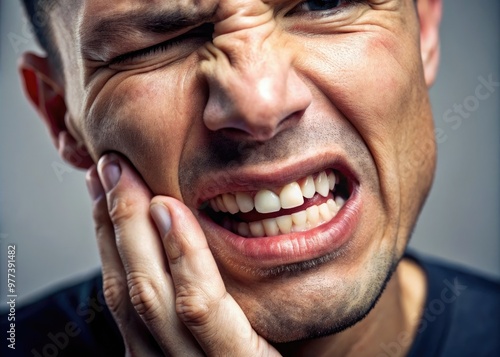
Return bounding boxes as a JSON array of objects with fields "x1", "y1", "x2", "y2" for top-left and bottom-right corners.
[
  {"x1": 417, "y1": 0, "x2": 443, "y2": 87},
  {"x1": 19, "y1": 52, "x2": 93, "y2": 169}
]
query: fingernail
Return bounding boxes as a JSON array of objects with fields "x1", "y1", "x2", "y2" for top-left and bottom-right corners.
[
  {"x1": 98, "y1": 156, "x2": 121, "y2": 192},
  {"x1": 85, "y1": 166, "x2": 104, "y2": 200},
  {"x1": 150, "y1": 203, "x2": 172, "y2": 238}
]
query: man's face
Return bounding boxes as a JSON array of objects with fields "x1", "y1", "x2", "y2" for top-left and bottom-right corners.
[{"x1": 53, "y1": 0, "x2": 436, "y2": 342}]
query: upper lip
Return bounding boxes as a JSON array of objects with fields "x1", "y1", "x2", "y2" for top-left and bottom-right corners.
[{"x1": 192, "y1": 151, "x2": 359, "y2": 208}]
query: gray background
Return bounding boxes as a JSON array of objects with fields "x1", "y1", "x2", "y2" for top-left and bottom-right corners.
[{"x1": 1, "y1": 0, "x2": 499, "y2": 306}]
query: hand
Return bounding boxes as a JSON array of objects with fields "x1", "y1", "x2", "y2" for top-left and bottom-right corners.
[{"x1": 85, "y1": 153, "x2": 281, "y2": 357}]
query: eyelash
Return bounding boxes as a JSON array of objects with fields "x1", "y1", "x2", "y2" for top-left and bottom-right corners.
[
  {"x1": 110, "y1": 40, "x2": 180, "y2": 65},
  {"x1": 109, "y1": 23, "x2": 214, "y2": 65},
  {"x1": 287, "y1": 0, "x2": 362, "y2": 17}
]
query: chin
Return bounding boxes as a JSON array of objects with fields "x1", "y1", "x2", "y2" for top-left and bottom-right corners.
[{"x1": 229, "y1": 248, "x2": 399, "y2": 344}]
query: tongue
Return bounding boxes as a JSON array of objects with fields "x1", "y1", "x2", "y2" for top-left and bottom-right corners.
[{"x1": 235, "y1": 192, "x2": 334, "y2": 222}]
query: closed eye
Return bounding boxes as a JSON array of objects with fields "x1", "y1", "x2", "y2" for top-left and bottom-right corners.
[{"x1": 109, "y1": 23, "x2": 214, "y2": 65}]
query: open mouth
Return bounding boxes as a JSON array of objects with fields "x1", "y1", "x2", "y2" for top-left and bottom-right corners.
[{"x1": 202, "y1": 169, "x2": 352, "y2": 238}]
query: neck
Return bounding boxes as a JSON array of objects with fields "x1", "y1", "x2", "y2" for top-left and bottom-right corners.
[{"x1": 275, "y1": 257, "x2": 427, "y2": 357}]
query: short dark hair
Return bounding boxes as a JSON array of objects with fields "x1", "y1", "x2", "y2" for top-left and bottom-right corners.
[{"x1": 20, "y1": 0, "x2": 61, "y2": 69}]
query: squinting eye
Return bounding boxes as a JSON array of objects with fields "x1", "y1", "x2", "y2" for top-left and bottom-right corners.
[
  {"x1": 287, "y1": 0, "x2": 361, "y2": 16},
  {"x1": 109, "y1": 23, "x2": 214, "y2": 66},
  {"x1": 304, "y1": 0, "x2": 342, "y2": 11}
]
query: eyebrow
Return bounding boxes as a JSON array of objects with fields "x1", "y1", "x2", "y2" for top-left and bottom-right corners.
[{"x1": 80, "y1": 8, "x2": 215, "y2": 59}]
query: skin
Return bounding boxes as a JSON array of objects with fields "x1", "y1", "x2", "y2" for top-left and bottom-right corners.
[{"x1": 20, "y1": 0, "x2": 442, "y2": 355}]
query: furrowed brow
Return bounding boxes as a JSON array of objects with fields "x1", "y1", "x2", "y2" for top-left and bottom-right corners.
[{"x1": 80, "y1": 9, "x2": 214, "y2": 59}]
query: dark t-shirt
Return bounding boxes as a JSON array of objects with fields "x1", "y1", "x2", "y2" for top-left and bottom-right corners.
[
  {"x1": 1, "y1": 252, "x2": 499, "y2": 356},
  {"x1": 405, "y1": 254, "x2": 500, "y2": 357}
]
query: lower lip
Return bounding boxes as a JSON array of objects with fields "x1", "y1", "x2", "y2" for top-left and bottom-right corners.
[{"x1": 199, "y1": 188, "x2": 361, "y2": 266}]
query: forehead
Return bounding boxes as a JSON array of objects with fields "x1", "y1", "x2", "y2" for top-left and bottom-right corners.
[
  {"x1": 81, "y1": 0, "x2": 217, "y2": 16},
  {"x1": 78, "y1": 0, "x2": 218, "y2": 33},
  {"x1": 78, "y1": 0, "x2": 296, "y2": 26},
  {"x1": 79, "y1": 0, "x2": 285, "y2": 21}
]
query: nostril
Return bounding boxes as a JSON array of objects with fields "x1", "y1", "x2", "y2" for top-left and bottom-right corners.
[
  {"x1": 212, "y1": 124, "x2": 277, "y2": 142},
  {"x1": 204, "y1": 106, "x2": 304, "y2": 142},
  {"x1": 277, "y1": 109, "x2": 306, "y2": 131},
  {"x1": 202, "y1": 85, "x2": 290, "y2": 140}
]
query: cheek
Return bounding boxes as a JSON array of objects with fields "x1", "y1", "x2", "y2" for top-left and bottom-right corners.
[
  {"x1": 301, "y1": 31, "x2": 429, "y2": 175},
  {"x1": 84, "y1": 68, "x2": 200, "y2": 197},
  {"x1": 299, "y1": 31, "x2": 434, "y2": 235},
  {"x1": 312, "y1": 34, "x2": 419, "y2": 136}
]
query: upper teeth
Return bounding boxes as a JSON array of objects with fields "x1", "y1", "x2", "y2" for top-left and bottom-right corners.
[
  {"x1": 209, "y1": 170, "x2": 337, "y2": 214},
  {"x1": 228, "y1": 197, "x2": 345, "y2": 237}
]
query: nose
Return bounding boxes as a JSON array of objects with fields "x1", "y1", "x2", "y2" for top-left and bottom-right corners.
[{"x1": 200, "y1": 23, "x2": 312, "y2": 141}]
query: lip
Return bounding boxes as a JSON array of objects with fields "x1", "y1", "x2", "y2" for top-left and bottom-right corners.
[
  {"x1": 193, "y1": 152, "x2": 362, "y2": 267},
  {"x1": 198, "y1": 185, "x2": 361, "y2": 266},
  {"x1": 193, "y1": 152, "x2": 359, "y2": 207}
]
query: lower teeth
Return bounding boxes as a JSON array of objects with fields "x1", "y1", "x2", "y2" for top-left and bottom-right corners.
[{"x1": 228, "y1": 197, "x2": 346, "y2": 238}]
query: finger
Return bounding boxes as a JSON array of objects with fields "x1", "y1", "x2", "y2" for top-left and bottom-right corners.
[
  {"x1": 86, "y1": 165, "x2": 127, "y2": 317},
  {"x1": 150, "y1": 197, "x2": 280, "y2": 357},
  {"x1": 86, "y1": 165, "x2": 162, "y2": 356},
  {"x1": 97, "y1": 154, "x2": 203, "y2": 356}
]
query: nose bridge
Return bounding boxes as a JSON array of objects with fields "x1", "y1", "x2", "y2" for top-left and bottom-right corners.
[
  {"x1": 200, "y1": 4, "x2": 311, "y2": 140},
  {"x1": 213, "y1": 2, "x2": 277, "y2": 68},
  {"x1": 216, "y1": 22, "x2": 290, "y2": 119}
]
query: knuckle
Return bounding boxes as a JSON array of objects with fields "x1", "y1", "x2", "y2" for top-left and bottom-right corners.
[
  {"x1": 175, "y1": 286, "x2": 220, "y2": 327},
  {"x1": 127, "y1": 273, "x2": 161, "y2": 321},
  {"x1": 102, "y1": 274, "x2": 128, "y2": 317},
  {"x1": 108, "y1": 195, "x2": 139, "y2": 226}
]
